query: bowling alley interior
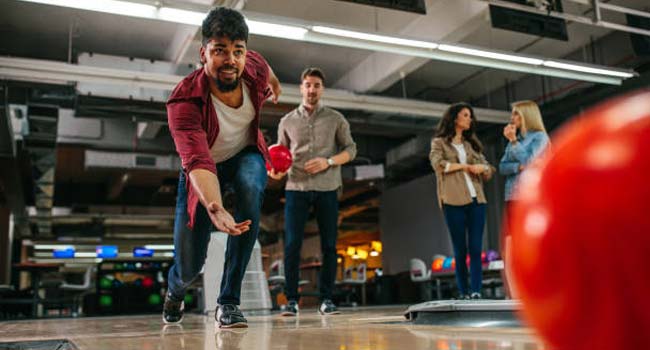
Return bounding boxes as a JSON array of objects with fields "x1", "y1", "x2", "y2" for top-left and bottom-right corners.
[{"x1": 1, "y1": 0, "x2": 649, "y2": 349}]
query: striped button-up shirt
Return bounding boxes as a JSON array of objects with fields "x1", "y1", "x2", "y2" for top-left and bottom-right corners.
[{"x1": 277, "y1": 103, "x2": 357, "y2": 191}]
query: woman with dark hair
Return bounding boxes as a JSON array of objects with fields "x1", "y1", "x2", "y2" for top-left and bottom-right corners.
[{"x1": 429, "y1": 102, "x2": 495, "y2": 299}]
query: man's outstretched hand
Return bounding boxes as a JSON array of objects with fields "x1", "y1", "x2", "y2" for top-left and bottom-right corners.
[{"x1": 207, "y1": 202, "x2": 251, "y2": 235}]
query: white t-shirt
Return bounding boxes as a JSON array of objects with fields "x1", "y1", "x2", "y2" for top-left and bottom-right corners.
[
  {"x1": 210, "y1": 85, "x2": 255, "y2": 164},
  {"x1": 450, "y1": 143, "x2": 478, "y2": 198}
]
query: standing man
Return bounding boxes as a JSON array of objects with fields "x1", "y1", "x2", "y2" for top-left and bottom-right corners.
[
  {"x1": 269, "y1": 68, "x2": 357, "y2": 316},
  {"x1": 163, "y1": 7, "x2": 281, "y2": 328}
]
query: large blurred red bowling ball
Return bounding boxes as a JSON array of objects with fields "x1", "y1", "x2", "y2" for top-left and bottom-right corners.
[
  {"x1": 507, "y1": 90, "x2": 650, "y2": 350},
  {"x1": 266, "y1": 144, "x2": 292, "y2": 173}
]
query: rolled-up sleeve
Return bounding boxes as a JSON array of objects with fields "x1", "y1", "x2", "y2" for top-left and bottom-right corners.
[
  {"x1": 336, "y1": 116, "x2": 357, "y2": 160},
  {"x1": 167, "y1": 101, "x2": 216, "y2": 175},
  {"x1": 277, "y1": 117, "x2": 289, "y2": 148},
  {"x1": 429, "y1": 138, "x2": 448, "y2": 174},
  {"x1": 477, "y1": 152, "x2": 495, "y2": 181}
]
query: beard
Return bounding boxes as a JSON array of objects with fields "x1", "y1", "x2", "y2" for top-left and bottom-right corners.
[
  {"x1": 213, "y1": 66, "x2": 240, "y2": 92},
  {"x1": 214, "y1": 76, "x2": 240, "y2": 92}
]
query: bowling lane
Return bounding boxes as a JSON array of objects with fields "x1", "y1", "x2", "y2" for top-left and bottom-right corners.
[{"x1": 0, "y1": 306, "x2": 545, "y2": 350}]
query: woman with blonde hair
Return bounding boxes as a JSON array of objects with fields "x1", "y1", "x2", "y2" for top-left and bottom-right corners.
[
  {"x1": 430, "y1": 102, "x2": 495, "y2": 299},
  {"x1": 499, "y1": 100, "x2": 550, "y2": 200},
  {"x1": 499, "y1": 100, "x2": 550, "y2": 298}
]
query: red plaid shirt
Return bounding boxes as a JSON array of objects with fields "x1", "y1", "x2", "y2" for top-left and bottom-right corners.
[{"x1": 167, "y1": 50, "x2": 271, "y2": 229}]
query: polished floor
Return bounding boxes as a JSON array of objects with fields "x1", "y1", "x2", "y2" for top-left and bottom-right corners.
[{"x1": 0, "y1": 306, "x2": 546, "y2": 349}]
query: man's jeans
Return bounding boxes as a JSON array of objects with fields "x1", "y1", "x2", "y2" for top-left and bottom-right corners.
[
  {"x1": 284, "y1": 190, "x2": 339, "y2": 302},
  {"x1": 167, "y1": 147, "x2": 267, "y2": 305}
]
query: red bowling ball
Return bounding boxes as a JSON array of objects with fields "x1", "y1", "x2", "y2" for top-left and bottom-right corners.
[
  {"x1": 507, "y1": 90, "x2": 650, "y2": 350},
  {"x1": 266, "y1": 144, "x2": 293, "y2": 173}
]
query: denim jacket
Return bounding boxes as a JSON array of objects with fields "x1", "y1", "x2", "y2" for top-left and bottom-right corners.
[{"x1": 499, "y1": 130, "x2": 549, "y2": 201}]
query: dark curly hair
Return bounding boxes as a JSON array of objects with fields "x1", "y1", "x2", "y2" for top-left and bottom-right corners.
[
  {"x1": 201, "y1": 7, "x2": 249, "y2": 46},
  {"x1": 435, "y1": 102, "x2": 483, "y2": 153}
]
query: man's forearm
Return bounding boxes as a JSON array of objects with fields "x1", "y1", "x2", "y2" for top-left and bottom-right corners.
[
  {"x1": 330, "y1": 151, "x2": 352, "y2": 166},
  {"x1": 268, "y1": 66, "x2": 279, "y2": 87},
  {"x1": 189, "y1": 169, "x2": 223, "y2": 209}
]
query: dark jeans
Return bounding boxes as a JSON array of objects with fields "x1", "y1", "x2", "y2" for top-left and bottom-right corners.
[
  {"x1": 443, "y1": 198, "x2": 486, "y2": 295},
  {"x1": 284, "y1": 190, "x2": 339, "y2": 302},
  {"x1": 167, "y1": 146, "x2": 267, "y2": 305}
]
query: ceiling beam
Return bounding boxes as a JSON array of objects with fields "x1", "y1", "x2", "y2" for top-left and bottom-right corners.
[
  {"x1": 0, "y1": 56, "x2": 511, "y2": 123},
  {"x1": 13, "y1": 0, "x2": 636, "y2": 84},
  {"x1": 334, "y1": 0, "x2": 488, "y2": 93},
  {"x1": 165, "y1": 26, "x2": 200, "y2": 65},
  {"x1": 137, "y1": 122, "x2": 163, "y2": 139}
]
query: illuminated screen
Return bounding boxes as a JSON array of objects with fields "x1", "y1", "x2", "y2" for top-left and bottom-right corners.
[
  {"x1": 53, "y1": 248, "x2": 75, "y2": 259},
  {"x1": 133, "y1": 247, "x2": 154, "y2": 258},
  {"x1": 96, "y1": 245, "x2": 118, "y2": 258}
]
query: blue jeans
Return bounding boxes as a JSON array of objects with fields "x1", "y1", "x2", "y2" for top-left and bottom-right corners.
[
  {"x1": 284, "y1": 190, "x2": 339, "y2": 302},
  {"x1": 167, "y1": 146, "x2": 267, "y2": 305},
  {"x1": 443, "y1": 199, "x2": 486, "y2": 295}
]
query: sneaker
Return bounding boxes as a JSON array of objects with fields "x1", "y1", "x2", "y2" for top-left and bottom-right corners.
[
  {"x1": 216, "y1": 304, "x2": 248, "y2": 328},
  {"x1": 162, "y1": 294, "x2": 184, "y2": 324},
  {"x1": 318, "y1": 299, "x2": 340, "y2": 315},
  {"x1": 281, "y1": 300, "x2": 299, "y2": 316},
  {"x1": 470, "y1": 292, "x2": 482, "y2": 300}
]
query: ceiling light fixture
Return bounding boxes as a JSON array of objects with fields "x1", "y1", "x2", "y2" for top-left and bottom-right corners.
[
  {"x1": 543, "y1": 60, "x2": 635, "y2": 78},
  {"x1": 20, "y1": 0, "x2": 158, "y2": 19},
  {"x1": 16, "y1": 0, "x2": 637, "y2": 84},
  {"x1": 438, "y1": 44, "x2": 544, "y2": 65},
  {"x1": 158, "y1": 7, "x2": 205, "y2": 26},
  {"x1": 144, "y1": 244, "x2": 175, "y2": 250},
  {"x1": 34, "y1": 244, "x2": 74, "y2": 250},
  {"x1": 312, "y1": 26, "x2": 438, "y2": 49},
  {"x1": 248, "y1": 20, "x2": 308, "y2": 40}
]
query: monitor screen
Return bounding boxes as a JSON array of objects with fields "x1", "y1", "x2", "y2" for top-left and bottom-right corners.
[
  {"x1": 133, "y1": 247, "x2": 154, "y2": 258},
  {"x1": 96, "y1": 245, "x2": 118, "y2": 258},
  {"x1": 53, "y1": 247, "x2": 75, "y2": 259}
]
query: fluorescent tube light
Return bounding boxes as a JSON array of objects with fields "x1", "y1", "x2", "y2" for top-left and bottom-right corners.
[
  {"x1": 21, "y1": 0, "x2": 308, "y2": 40},
  {"x1": 543, "y1": 60, "x2": 635, "y2": 78},
  {"x1": 34, "y1": 244, "x2": 74, "y2": 250},
  {"x1": 75, "y1": 252, "x2": 98, "y2": 258},
  {"x1": 247, "y1": 20, "x2": 308, "y2": 40},
  {"x1": 15, "y1": 0, "x2": 636, "y2": 84},
  {"x1": 438, "y1": 44, "x2": 544, "y2": 65},
  {"x1": 144, "y1": 244, "x2": 175, "y2": 250},
  {"x1": 312, "y1": 26, "x2": 438, "y2": 49},
  {"x1": 158, "y1": 7, "x2": 204, "y2": 26},
  {"x1": 20, "y1": 0, "x2": 157, "y2": 19}
]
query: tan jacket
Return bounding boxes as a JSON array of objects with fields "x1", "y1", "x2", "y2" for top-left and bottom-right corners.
[{"x1": 429, "y1": 137, "x2": 495, "y2": 208}]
